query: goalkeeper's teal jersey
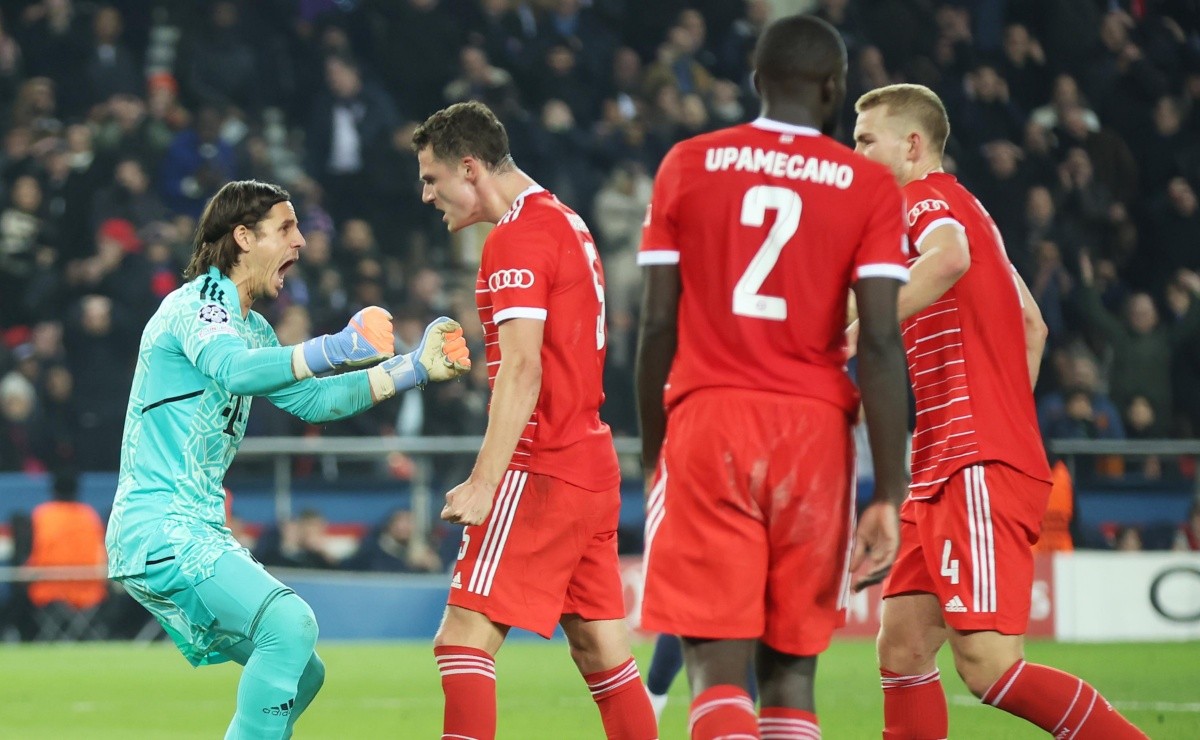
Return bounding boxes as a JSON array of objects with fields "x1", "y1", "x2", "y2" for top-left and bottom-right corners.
[{"x1": 107, "y1": 266, "x2": 374, "y2": 583}]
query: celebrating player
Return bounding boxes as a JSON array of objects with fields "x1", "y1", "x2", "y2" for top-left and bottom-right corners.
[
  {"x1": 636, "y1": 15, "x2": 911, "y2": 740},
  {"x1": 413, "y1": 102, "x2": 657, "y2": 740},
  {"x1": 852, "y1": 83, "x2": 1146, "y2": 739},
  {"x1": 105, "y1": 179, "x2": 471, "y2": 740}
]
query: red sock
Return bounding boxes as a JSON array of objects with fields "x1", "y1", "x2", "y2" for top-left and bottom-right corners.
[
  {"x1": 881, "y1": 668, "x2": 947, "y2": 739},
  {"x1": 982, "y1": 660, "x2": 1147, "y2": 739},
  {"x1": 584, "y1": 657, "x2": 658, "y2": 739},
  {"x1": 434, "y1": 645, "x2": 496, "y2": 740},
  {"x1": 759, "y1": 706, "x2": 819, "y2": 738},
  {"x1": 689, "y1": 684, "x2": 759, "y2": 739}
]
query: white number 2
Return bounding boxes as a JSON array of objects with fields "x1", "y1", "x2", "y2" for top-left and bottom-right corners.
[
  {"x1": 734, "y1": 185, "x2": 802, "y2": 321},
  {"x1": 582, "y1": 241, "x2": 606, "y2": 349},
  {"x1": 940, "y1": 539, "x2": 960, "y2": 585}
]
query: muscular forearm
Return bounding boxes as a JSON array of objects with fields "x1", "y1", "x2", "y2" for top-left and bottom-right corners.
[
  {"x1": 636, "y1": 323, "x2": 676, "y2": 474},
  {"x1": 471, "y1": 357, "x2": 541, "y2": 488},
  {"x1": 858, "y1": 332, "x2": 911, "y2": 503}
]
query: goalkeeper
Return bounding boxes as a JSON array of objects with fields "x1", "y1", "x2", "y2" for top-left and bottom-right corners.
[{"x1": 105, "y1": 180, "x2": 471, "y2": 739}]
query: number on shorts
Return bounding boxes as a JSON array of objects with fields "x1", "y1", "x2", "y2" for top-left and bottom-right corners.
[
  {"x1": 940, "y1": 539, "x2": 960, "y2": 585},
  {"x1": 457, "y1": 533, "x2": 471, "y2": 561},
  {"x1": 733, "y1": 185, "x2": 802, "y2": 321}
]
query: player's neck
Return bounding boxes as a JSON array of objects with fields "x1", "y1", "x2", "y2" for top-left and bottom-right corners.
[
  {"x1": 901, "y1": 160, "x2": 945, "y2": 187},
  {"x1": 225, "y1": 267, "x2": 255, "y2": 317},
  {"x1": 485, "y1": 167, "x2": 538, "y2": 223},
  {"x1": 758, "y1": 103, "x2": 824, "y2": 133}
]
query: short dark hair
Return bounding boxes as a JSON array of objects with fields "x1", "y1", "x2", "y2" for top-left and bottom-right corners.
[
  {"x1": 184, "y1": 180, "x2": 290, "y2": 280},
  {"x1": 411, "y1": 101, "x2": 512, "y2": 170},
  {"x1": 753, "y1": 14, "x2": 846, "y2": 92}
]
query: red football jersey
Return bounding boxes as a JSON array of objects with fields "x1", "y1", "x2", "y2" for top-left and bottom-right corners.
[
  {"x1": 476, "y1": 185, "x2": 619, "y2": 492},
  {"x1": 639, "y1": 118, "x2": 909, "y2": 416},
  {"x1": 901, "y1": 173, "x2": 1051, "y2": 497}
]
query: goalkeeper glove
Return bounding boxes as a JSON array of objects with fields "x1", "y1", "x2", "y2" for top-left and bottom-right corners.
[
  {"x1": 367, "y1": 316, "x2": 472, "y2": 400},
  {"x1": 299, "y1": 306, "x2": 395, "y2": 376}
]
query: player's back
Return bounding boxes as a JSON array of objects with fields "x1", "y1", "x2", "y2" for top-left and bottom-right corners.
[
  {"x1": 901, "y1": 173, "x2": 1050, "y2": 495},
  {"x1": 640, "y1": 119, "x2": 907, "y2": 415}
]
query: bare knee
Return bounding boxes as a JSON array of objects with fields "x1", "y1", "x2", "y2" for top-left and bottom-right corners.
[
  {"x1": 877, "y1": 620, "x2": 943, "y2": 675},
  {"x1": 950, "y1": 636, "x2": 1022, "y2": 698}
]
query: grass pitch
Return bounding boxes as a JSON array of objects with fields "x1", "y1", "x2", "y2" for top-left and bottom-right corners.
[{"x1": 1, "y1": 639, "x2": 1196, "y2": 738}]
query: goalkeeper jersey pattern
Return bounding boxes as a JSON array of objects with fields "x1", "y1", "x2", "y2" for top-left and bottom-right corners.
[
  {"x1": 107, "y1": 268, "x2": 293, "y2": 583},
  {"x1": 110, "y1": 265, "x2": 376, "y2": 582}
]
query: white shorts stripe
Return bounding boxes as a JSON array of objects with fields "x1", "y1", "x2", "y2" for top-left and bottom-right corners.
[
  {"x1": 468, "y1": 472, "x2": 525, "y2": 594},
  {"x1": 466, "y1": 471, "x2": 516, "y2": 594},
  {"x1": 978, "y1": 467, "x2": 996, "y2": 613},
  {"x1": 965, "y1": 466, "x2": 980, "y2": 612},
  {"x1": 478, "y1": 472, "x2": 528, "y2": 597}
]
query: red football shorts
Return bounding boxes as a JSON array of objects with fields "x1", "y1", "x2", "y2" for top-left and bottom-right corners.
[
  {"x1": 884, "y1": 462, "x2": 1051, "y2": 633},
  {"x1": 641, "y1": 388, "x2": 855, "y2": 656},
  {"x1": 447, "y1": 469, "x2": 625, "y2": 638}
]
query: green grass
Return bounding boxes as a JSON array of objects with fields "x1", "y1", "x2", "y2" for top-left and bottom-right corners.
[{"x1": 1, "y1": 639, "x2": 1196, "y2": 738}]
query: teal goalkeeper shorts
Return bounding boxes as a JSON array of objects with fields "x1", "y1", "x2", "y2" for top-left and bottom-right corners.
[{"x1": 117, "y1": 545, "x2": 297, "y2": 667}]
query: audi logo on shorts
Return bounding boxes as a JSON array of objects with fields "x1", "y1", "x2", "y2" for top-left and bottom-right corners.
[{"x1": 489, "y1": 269, "x2": 535, "y2": 291}]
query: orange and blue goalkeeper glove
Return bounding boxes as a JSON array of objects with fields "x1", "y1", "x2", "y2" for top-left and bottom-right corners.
[{"x1": 300, "y1": 306, "x2": 395, "y2": 375}]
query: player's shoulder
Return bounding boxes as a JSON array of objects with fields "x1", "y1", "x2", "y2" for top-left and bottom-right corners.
[
  {"x1": 902, "y1": 174, "x2": 961, "y2": 226},
  {"x1": 493, "y1": 186, "x2": 582, "y2": 237}
]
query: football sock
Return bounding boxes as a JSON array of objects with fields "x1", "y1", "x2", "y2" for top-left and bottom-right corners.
[
  {"x1": 649, "y1": 689, "x2": 670, "y2": 722},
  {"x1": 982, "y1": 660, "x2": 1147, "y2": 739},
  {"x1": 584, "y1": 657, "x2": 658, "y2": 739},
  {"x1": 282, "y1": 652, "x2": 325, "y2": 740},
  {"x1": 689, "y1": 684, "x2": 759, "y2": 739},
  {"x1": 881, "y1": 667, "x2": 947, "y2": 739},
  {"x1": 225, "y1": 593, "x2": 319, "y2": 740},
  {"x1": 647, "y1": 633, "x2": 684, "y2": 695},
  {"x1": 435, "y1": 645, "x2": 497, "y2": 740},
  {"x1": 759, "y1": 707, "x2": 820, "y2": 738}
]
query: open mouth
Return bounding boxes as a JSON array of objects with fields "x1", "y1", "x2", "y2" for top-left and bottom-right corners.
[{"x1": 277, "y1": 257, "x2": 298, "y2": 283}]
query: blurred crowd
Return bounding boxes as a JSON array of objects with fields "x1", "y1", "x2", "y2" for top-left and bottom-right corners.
[{"x1": 0, "y1": 0, "x2": 1197, "y2": 482}]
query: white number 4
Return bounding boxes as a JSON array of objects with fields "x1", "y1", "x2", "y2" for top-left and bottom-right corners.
[
  {"x1": 940, "y1": 539, "x2": 960, "y2": 585},
  {"x1": 734, "y1": 185, "x2": 802, "y2": 321}
]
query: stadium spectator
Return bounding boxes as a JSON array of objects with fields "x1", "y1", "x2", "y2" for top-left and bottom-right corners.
[
  {"x1": 345, "y1": 508, "x2": 442, "y2": 573},
  {"x1": 158, "y1": 105, "x2": 237, "y2": 218},
  {"x1": 255, "y1": 508, "x2": 343, "y2": 570},
  {"x1": 0, "y1": 369, "x2": 49, "y2": 472},
  {"x1": 1033, "y1": 459, "x2": 1076, "y2": 553},
  {"x1": 306, "y1": 54, "x2": 399, "y2": 226},
  {"x1": 82, "y1": 5, "x2": 140, "y2": 110},
  {"x1": 1113, "y1": 524, "x2": 1144, "y2": 552},
  {"x1": 1173, "y1": 501, "x2": 1200, "y2": 551},
  {"x1": 1037, "y1": 353, "x2": 1126, "y2": 440},
  {"x1": 25, "y1": 469, "x2": 107, "y2": 621}
]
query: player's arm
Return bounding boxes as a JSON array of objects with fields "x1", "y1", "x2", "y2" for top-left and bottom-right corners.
[
  {"x1": 441, "y1": 318, "x2": 541, "y2": 526},
  {"x1": 896, "y1": 223, "x2": 970, "y2": 322},
  {"x1": 1012, "y1": 268, "x2": 1048, "y2": 388},
  {"x1": 635, "y1": 263, "x2": 680, "y2": 478},
  {"x1": 852, "y1": 275, "x2": 911, "y2": 590},
  {"x1": 188, "y1": 306, "x2": 398, "y2": 396},
  {"x1": 267, "y1": 317, "x2": 471, "y2": 423}
]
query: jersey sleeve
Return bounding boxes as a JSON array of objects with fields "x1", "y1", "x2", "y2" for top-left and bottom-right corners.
[
  {"x1": 174, "y1": 297, "x2": 296, "y2": 396},
  {"x1": 482, "y1": 219, "x2": 559, "y2": 324},
  {"x1": 638, "y1": 144, "x2": 685, "y2": 266},
  {"x1": 855, "y1": 172, "x2": 911, "y2": 282},
  {"x1": 904, "y1": 181, "x2": 965, "y2": 254}
]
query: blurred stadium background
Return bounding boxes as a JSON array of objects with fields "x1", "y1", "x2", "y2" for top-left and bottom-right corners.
[{"x1": 0, "y1": 0, "x2": 1199, "y2": 737}]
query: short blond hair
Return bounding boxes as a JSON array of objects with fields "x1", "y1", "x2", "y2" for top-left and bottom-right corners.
[{"x1": 855, "y1": 84, "x2": 950, "y2": 157}]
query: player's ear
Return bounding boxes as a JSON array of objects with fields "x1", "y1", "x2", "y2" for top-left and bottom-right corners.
[
  {"x1": 232, "y1": 224, "x2": 254, "y2": 252},
  {"x1": 462, "y1": 156, "x2": 478, "y2": 183},
  {"x1": 906, "y1": 130, "x2": 922, "y2": 162}
]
